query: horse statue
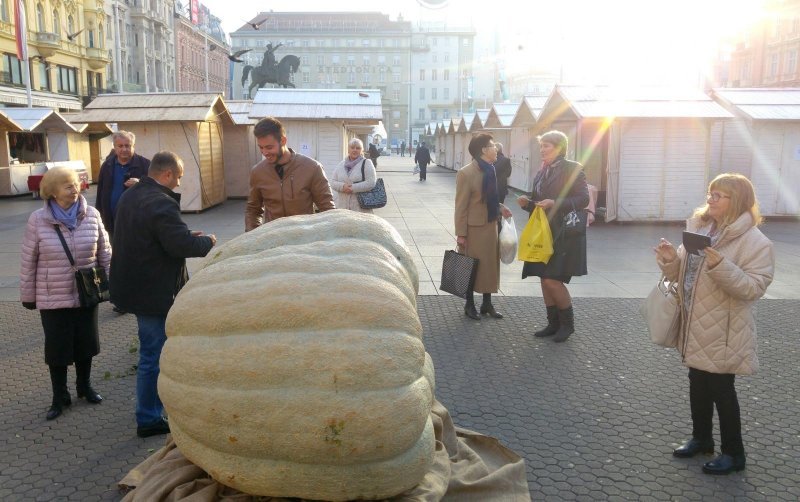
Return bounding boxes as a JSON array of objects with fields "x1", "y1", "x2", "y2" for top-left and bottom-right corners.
[{"x1": 242, "y1": 55, "x2": 301, "y2": 97}]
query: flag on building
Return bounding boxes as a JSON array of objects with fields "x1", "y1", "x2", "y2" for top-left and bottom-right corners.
[
  {"x1": 190, "y1": 0, "x2": 199, "y2": 25},
  {"x1": 14, "y1": 0, "x2": 28, "y2": 61}
]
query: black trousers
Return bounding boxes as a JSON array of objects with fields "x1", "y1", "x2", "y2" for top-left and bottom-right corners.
[
  {"x1": 688, "y1": 368, "x2": 744, "y2": 456},
  {"x1": 419, "y1": 163, "x2": 427, "y2": 180}
]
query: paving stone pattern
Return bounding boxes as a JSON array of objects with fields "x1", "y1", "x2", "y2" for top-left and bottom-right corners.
[{"x1": 1, "y1": 297, "x2": 798, "y2": 501}]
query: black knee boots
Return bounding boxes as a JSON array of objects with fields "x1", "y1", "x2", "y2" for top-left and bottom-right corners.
[
  {"x1": 464, "y1": 294, "x2": 480, "y2": 320},
  {"x1": 534, "y1": 305, "x2": 560, "y2": 337},
  {"x1": 75, "y1": 359, "x2": 103, "y2": 404},
  {"x1": 47, "y1": 365, "x2": 71, "y2": 420},
  {"x1": 552, "y1": 306, "x2": 575, "y2": 343}
]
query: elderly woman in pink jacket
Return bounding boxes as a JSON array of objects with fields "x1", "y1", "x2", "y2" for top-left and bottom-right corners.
[
  {"x1": 654, "y1": 173, "x2": 774, "y2": 475},
  {"x1": 20, "y1": 168, "x2": 111, "y2": 420}
]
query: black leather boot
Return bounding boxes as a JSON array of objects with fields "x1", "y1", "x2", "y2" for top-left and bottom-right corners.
[
  {"x1": 703, "y1": 453, "x2": 746, "y2": 474},
  {"x1": 464, "y1": 295, "x2": 480, "y2": 320},
  {"x1": 47, "y1": 365, "x2": 70, "y2": 420},
  {"x1": 75, "y1": 359, "x2": 103, "y2": 404},
  {"x1": 673, "y1": 438, "x2": 715, "y2": 458},
  {"x1": 480, "y1": 293, "x2": 503, "y2": 319},
  {"x1": 534, "y1": 305, "x2": 559, "y2": 337},
  {"x1": 552, "y1": 306, "x2": 575, "y2": 343}
]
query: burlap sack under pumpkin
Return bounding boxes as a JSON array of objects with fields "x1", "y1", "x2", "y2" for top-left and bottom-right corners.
[{"x1": 119, "y1": 400, "x2": 530, "y2": 502}]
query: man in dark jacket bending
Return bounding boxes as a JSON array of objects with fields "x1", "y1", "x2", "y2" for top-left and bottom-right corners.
[{"x1": 110, "y1": 151, "x2": 216, "y2": 438}]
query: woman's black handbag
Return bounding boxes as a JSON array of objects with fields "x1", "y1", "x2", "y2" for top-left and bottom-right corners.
[
  {"x1": 357, "y1": 160, "x2": 387, "y2": 209},
  {"x1": 439, "y1": 249, "x2": 478, "y2": 299},
  {"x1": 54, "y1": 226, "x2": 110, "y2": 308},
  {"x1": 563, "y1": 203, "x2": 588, "y2": 236}
]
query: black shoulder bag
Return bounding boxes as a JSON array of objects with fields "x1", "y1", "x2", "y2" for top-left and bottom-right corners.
[
  {"x1": 356, "y1": 159, "x2": 387, "y2": 209},
  {"x1": 54, "y1": 225, "x2": 110, "y2": 308}
]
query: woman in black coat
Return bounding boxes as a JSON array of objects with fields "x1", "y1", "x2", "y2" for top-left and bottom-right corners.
[{"x1": 517, "y1": 130, "x2": 589, "y2": 342}]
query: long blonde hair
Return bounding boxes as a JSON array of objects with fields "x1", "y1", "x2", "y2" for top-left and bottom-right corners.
[{"x1": 692, "y1": 173, "x2": 762, "y2": 228}]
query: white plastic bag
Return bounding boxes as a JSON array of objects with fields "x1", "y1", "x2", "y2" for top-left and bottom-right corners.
[
  {"x1": 499, "y1": 215, "x2": 518, "y2": 265},
  {"x1": 413, "y1": 163, "x2": 420, "y2": 175}
]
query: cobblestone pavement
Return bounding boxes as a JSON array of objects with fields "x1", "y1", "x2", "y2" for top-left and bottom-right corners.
[{"x1": 1, "y1": 297, "x2": 798, "y2": 501}]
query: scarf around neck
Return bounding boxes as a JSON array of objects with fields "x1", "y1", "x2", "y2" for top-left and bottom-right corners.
[
  {"x1": 344, "y1": 155, "x2": 365, "y2": 174},
  {"x1": 477, "y1": 158, "x2": 500, "y2": 222},
  {"x1": 49, "y1": 199, "x2": 80, "y2": 230}
]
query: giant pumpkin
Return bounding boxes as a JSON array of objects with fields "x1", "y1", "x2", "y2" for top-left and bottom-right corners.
[{"x1": 159, "y1": 210, "x2": 436, "y2": 501}]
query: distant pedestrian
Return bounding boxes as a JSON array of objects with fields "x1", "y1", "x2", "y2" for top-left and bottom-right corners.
[
  {"x1": 415, "y1": 142, "x2": 432, "y2": 182},
  {"x1": 110, "y1": 151, "x2": 216, "y2": 438},
  {"x1": 20, "y1": 167, "x2": 111, "y2": 421},
  {"x1": 368, "y1": 138, "x2": 381, "y2": 167},
  {"x1": 654, "y1": 173, "x2": 774, "y2": 475},
  {"x1": 245, "y1": 117, "x2": 335, "y2": 231},
  {"x1": 517, "y1": 130, "x2": 589, "y2": 343},
  {"x1": 330, "y1": 138, "x2": 377, "y2": 213},
  {"x1": 494, "y1": 142, "x2": 512, "y2": 203},
  {"x1": 401, "y1": 140, "x2": 406, "y2": 157},
  {"x1": 455, "y1": 133, "x2": 512, "y2": 320}
]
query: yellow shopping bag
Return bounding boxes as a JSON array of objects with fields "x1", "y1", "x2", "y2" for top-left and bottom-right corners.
[{"x1": 517, "y1": 206, "x2": 554, "y2": 263}]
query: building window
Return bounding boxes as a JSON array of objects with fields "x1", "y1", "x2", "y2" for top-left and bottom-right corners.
[
  {"x1": 770, "y1": 53, "x2": 779, "y2": 76},
  {"x1": 36, "y1": 3, "x2": 45, "y2": 31},
  {"x1": 0, "y1": 0, "x2": 8, "y2": 22},
  {"x1": 443, "y1": 109, "x2": 450, "y2": 119},
  {"x1": 68, "y1": 14, "x2": 75, "y2": 36},
  {"x1": 432, "y1": 37, "x2": 437, "y2": 46},
  {"x1": 347, "y1": 72, "x2": 355, "y2": 83},
  {"x1": 431, "y1": 110, "x2": 437, "y2": 120},
  {"x1": 362, "y1": 39, "x2": 370, "y2": 47},
  {"x1": 444, "y1": 69, "x2": 449, "y2": 81},
  {"x1": 393, "y1": 89, "x2": 400, "y2": 100},
  {"x1": 317, "y1": 55, "x2": 324, "y2": 65},
  {"x1": 303, "y1": 40, "x2": 309, "y2": 47},
  {"x1": 419, "y1": 88, "x2": 425, "y2": 100},
  {"x1": 347, "y1": 39, "x2": 355, "y2": 47},
  {"x1": 788, "y1": 51, "x2": 798, "y2": 74},
  {"x1": 53, "y1": 10, "x2": 60, "y2": 37},
  {"x1": 392, "y1": 72, "x2": 400, "y2": 83},
  {"x1": 363, "y1": 73, "x2": 370, "y2": 83},
  {"x1": 89, "y1": 30, "x2": 95, "y2": 47},
  {"x1": 394, "y1": 39, "x2": 401, "y2": 48},
  {"x1": 347, "y1": 54, "x2": 355, "y2": 64},
  {"x1": 303, "y1": 72, "x2": 310, "y2": 83},
  {"x1": 38, "y1": 60, "x2": 50, "y2": 90},
  {"x1": 379, "y1": 72, "x2": 385, "y2": 83},
  {"x1": 378, "y1": 55, "x2": 386, "y2": 64},
  {"x1": 444, "y1": 87, "x2": 449, "y2": 99},
  {"x1": 419, "y1": 69, "x2": 425, "y2": 81},
  {"x1": 432, "y1": 69, "x2": 437, "y2": 81},
  {"x1": 363, "y1": 55, "x2": 370, "y2": 65},
  {"x1": 332, "y1": 55, "x2": 340, "y2": 64},
  {"x1": 57, "y1": 65, "x2": 78, "y2": 94},
  {"x1": 393, "y1": 55, "x2": 400, "y2": 66},
  {"x1": 432, "y1": 54, "x2": 437, "y2": 63},
  {"x1": 2, "y1": 53, "x2": 23, "y2": 85},
  {"x1": 379, "y1": 39, "x2": 385, "y2": 48},
  {"x1": 98, "y1": 24, "x2": 104, "y2": 48},
  {"x1": 444, "y1": 53, "x2": 449, "y2": 63},
  {"x1": 419, "y1": 108, "x2": 425, "y2": 120},
  {"x1": 432, "y1": 88, "x2": 437, "y2": 99}
]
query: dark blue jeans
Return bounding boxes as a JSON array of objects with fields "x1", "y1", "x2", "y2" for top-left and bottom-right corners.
[{"x1": 135, "y1": 314, "x2": 167, "y2": 426}]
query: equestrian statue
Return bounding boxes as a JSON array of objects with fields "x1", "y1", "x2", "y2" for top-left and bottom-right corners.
[{"x1": 241, "y1": 43, "x2": 301, "y2": 96}]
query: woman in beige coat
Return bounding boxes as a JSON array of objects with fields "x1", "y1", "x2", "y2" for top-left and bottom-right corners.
[
  {"x1": 455, "y1": 133, "x2": 512, "y2": 320},
  {"x1": 654, "y1": 173, "x2": 774, "y2": 475}
]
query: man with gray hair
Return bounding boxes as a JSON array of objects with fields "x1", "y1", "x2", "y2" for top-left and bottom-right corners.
[{"x1": 95, "y1": 130, "x2": 150, "y2": 236}]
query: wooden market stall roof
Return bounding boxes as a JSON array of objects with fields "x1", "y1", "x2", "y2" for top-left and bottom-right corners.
[
  {"x1": 483, "y1": 103, "x2": 518, "y2": 128},
  {"x1": 70, "y1": 93, "x2": 234, "y2": 124},
  {"x1": 711, "y1": 88, "x2": 800, "y2": 121},
  {"x1": 0, "y1": 109, "x2": 22, "y2": 131},
  {"x1": 250, "y1": 89, "x2": 382, "y2": 124},
  {"x1": 539, "y1": 85, "x2": 733, "y2": 123},
  {"x1": 226, "y1": 100, "x2": 257, "y2": 125},
  {"x1": 511, "y1": 95, "x2": 548, "y2": 127},
  {"x1": 1, "y1": 108, "x2": 79, "y2": 133}
]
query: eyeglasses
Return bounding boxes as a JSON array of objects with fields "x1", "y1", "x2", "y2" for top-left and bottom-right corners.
[
  {"x1": 482, "y1": 144, "x2": 497, "y2": 150},
  {"x1": 706, "y1": 192, "x2": 730, "y2": 202}
]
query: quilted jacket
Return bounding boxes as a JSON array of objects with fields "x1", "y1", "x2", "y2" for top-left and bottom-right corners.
[
  {"x1": 20, "y1": 196, "x2": 112, "y2": 310},
  {"x1": 658, "y1": 212, "x2": 774, "y2": 375}
]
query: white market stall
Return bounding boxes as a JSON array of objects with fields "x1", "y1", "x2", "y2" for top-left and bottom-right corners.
[
  {"x1": 508, "y1": 96, "x2": 548, "y2": 192},
  {"x1": 537, "y1": 85, "x2": 733, "y2": 222},
  {"x1": 711, "y1": 88, "x2": 800, "y2": 217}
]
